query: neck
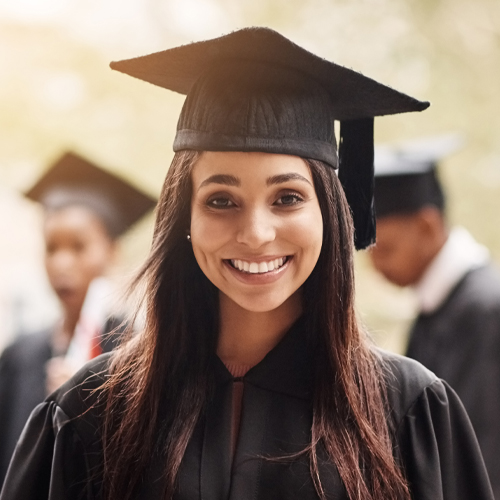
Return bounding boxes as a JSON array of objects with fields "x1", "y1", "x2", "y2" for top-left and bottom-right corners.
[
  {"x1": 62, "y1": 307, "x2": 81, "y2": 340},
  {"x1": 217, "y1": 291, "x2": 303, "y2": 367}
]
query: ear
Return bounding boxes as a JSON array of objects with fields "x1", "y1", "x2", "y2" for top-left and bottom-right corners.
[
  {"x1": 416, "y1": 206, "x2": 445, "y2": 236},
  {"x1": 415, "y1": 206, "x2": 448, "y2": 263}
]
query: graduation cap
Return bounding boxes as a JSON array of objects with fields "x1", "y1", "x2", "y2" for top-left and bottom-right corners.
[
  {"x1": 110, "y1": 27, "x2": 429, "y2": 249},
  {"x1": 25, "y1": 152, "x2": 157, "y2": 238},
  {"x1": 374, "y1": 134, "x2": 464, "y2": 218}
]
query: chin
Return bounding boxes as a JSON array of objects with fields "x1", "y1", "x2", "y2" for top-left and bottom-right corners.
[
  {"x1": 384, "y1": 273, "x2": 413, "y2": 288},
  {"x1": 227, "y1": 289, "x2": 299, "y2": 314}
]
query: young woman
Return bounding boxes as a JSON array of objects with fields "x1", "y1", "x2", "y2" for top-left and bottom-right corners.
[
  {"x1": 0, "y1": 28, "x2": 493, "y2": 500},
  {"x1": 0, "y1": 152, "x2": 155, "y2": 488}
]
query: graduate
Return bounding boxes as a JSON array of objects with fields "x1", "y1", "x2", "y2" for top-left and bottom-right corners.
[
  {"x1": 370, "y1": 134, "x2": 500, "y2": 497},
  {"x1": 0, "y1": 28, "x2": 494, "y2": 500},
  {"x1": 0, "y1": 152, "x2": 156, "y2": 488}
]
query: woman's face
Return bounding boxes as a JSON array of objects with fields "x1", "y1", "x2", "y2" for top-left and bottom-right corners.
[
  {"x1": 44, "y1": 205, "x2": 116, "y2": 315},
  {"x1": 190, "y1": 151, "x2": 323, "y2": 313}
]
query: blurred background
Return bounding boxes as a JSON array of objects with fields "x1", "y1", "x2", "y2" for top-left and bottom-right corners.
[{"x1": 1, "y1": 0, "x2": 500, "y2": 352}]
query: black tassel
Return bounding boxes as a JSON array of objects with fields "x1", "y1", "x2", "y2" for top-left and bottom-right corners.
[{"x1": 338, "y1": 118, "x2": 376, "y2": 250}]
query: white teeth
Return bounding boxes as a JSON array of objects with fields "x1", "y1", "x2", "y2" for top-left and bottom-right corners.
[
  {"x1": 249, "y1": 262, "x2": 259, "y2": 273},
  {"x1": 230, "y1": 257, "x2": 288, "y2": 274}
]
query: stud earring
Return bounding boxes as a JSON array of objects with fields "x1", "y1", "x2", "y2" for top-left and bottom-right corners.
[{"x1": 186, "y1": 233, "x2": 191, "y2": 242}]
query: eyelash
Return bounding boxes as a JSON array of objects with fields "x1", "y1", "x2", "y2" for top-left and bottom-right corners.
[
  {"x1": 206, "y1": 191, "x2": 305, "y2": 209},
  {"x1": 206, "y1": 196, "x2": 235, "y2": 209},
  {"x1": 274, "y1": 192, "x2": 304, "y2": 206}
]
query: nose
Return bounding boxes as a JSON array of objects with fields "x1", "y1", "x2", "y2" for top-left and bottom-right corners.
[
  {"x1": 47, "y1": 249, "x2": 76, "y2": 277},
  {"x1": 235, "y1": 206, "x2": 276, "y2": 249}
]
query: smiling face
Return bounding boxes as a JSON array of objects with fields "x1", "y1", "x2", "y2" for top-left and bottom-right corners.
[
  {"x1": 190, "y1": 151, "x2": 323, "y2": 314},
  {"x1": 44, "y1": 205, "x2": 116, "y2": 316}
]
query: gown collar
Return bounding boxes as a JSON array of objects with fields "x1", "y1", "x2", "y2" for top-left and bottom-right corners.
[
  {"x1": 213, "y1": 315, "x2": 314, "y2": 400},
  {"x1": 414, "y1": 226, "x2": 489, "y2": 314}
]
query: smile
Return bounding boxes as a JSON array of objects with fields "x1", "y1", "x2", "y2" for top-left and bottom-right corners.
[{"x1": 229, "y1": 257, "x2": 289, "y2": 274}]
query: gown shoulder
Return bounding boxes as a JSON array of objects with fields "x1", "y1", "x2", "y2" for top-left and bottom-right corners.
[
  {"x1": 0, "y1": 354, "x2": 113, "y2": 500},
  {"x1": 377, "y1": 349, "x2": 494, "y2": 499},
  {"x1": 1, "y1": 349, "x2": 494, "y2": 500}
]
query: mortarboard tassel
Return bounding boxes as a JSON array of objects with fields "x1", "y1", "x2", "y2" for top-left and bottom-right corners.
[{"x1": 338, "y1": 118, "x2": 376, "y2": 250}]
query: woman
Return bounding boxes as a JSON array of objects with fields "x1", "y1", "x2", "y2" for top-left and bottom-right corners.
[
  {"x1": 0, "y1": 28, "x2": 493, "y2": 500},
  {"x1": 0, "y1": 152, "x2": 156, "y2": 488}
]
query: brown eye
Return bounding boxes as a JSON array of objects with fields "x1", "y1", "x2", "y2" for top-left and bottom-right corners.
[
  {"x1": 275, "y1": 193, "x2": 304, "y2": 206},
  {"x1": 207, "y1": 196, "x2": 235, "y2": 208}
]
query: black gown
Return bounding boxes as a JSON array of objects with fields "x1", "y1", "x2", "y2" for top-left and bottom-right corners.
[
  {"x1": 0, "y1": 318, "x2": 494, "y2": 500},
  {"x1": 407, "y1": 264, "x2": 500, "y2": 498},
  {"x1": 0, "y1": 318, "x2": 122, "y2": 489}
]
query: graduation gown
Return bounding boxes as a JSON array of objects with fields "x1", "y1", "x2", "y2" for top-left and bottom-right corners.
[
  {"x1": 0, "y1": 319, "x2": 493, "y2": 500},
  {"x1": 0, "y1": 319, "x2": 122, "y2": 489},
  {"x1": 407, "y1": 264, "x2": 500, "y2": 498}
]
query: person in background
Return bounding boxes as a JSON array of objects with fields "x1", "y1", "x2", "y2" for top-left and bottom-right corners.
[
  {"x1": 0, "y1": 151, "x2": 156, "y2": 487},
  {"x1": 370, "y1": 134, "x2": 500, "y2": 498}
]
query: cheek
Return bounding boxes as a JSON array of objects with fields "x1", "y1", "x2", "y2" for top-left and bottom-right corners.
[
  {"x1": 191, "y1": 214, "x2": 228, "y2": 250},
  {"x1": 190, "y1": 208, "x2": 236, "y2": 271},
  {"x1": 77, "y1": 244, "x2": 113, "y2": 281},
  {"x1": 284, "y1": 208, "x2": 323, "y2": 262},
  {"x1": 374, "y1": 237, "x2": 420, "y2": 286}
]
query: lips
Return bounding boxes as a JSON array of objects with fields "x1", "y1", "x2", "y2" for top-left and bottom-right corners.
[{"x1": 229, "y1": 256, "x2": 288, "y2": 274}]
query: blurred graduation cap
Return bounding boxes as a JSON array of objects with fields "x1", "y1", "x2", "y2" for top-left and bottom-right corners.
[
  {"x1": 374, "y1": 134, "x2": 465, "y2": 218},
  {"x1": 25, "y1": 152, "x2": 157, "y2": 239},
  {"x1": 110, "y1": 27, "x2": 429, "y2": 249}
]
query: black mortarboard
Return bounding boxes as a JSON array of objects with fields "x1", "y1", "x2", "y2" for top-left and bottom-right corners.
[
  {"x1": 374, "y1": 134, "x2": 464, "y2": 218},
  {"x1": 110, "y1": 27, "x2": 429, "y2": 249},
  {"x1": 25, "y1": 152, "x2": 157, "y2": 238}
]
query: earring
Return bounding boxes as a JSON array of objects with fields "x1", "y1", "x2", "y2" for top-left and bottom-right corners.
[{"x1": 186, "y1": 233, "x2": 191, "y2": 242}]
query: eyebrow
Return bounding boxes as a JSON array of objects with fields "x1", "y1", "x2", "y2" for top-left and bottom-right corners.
[
  {"x1": 197, "y1": 172, "x2": 312, "y2": 190},
  {"x1": 266, "y1": 173, "x2": 312, "y2": 186},
  {"x1": 198, "y1": 174, "x2": 241, "y2": 190}
]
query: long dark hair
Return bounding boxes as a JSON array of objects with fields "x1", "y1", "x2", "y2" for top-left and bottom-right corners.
[{"x1": 100, "y1": 151, "x2": 410, "y2": 500}]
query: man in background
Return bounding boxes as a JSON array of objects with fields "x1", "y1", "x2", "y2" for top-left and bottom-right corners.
[{"x1": 370, "y1": 135, "x2": 500, "y2": 497}]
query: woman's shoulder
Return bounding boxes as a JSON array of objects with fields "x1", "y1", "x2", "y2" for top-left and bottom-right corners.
[
  {"x1": 375, "y1": 348, "x2": 441, "y2": 422},
  {"x1": 46, "y1": 353, "x2": 112, "y2": 430}
]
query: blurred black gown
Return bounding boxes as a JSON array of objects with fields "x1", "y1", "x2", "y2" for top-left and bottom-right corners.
[
  {"x1": 407, "y1": 264, "x2": 500, "y2": 498},
  {"x1": 0, "y1": 318, "x2": 494, "y2": 500},
  {"x1": 0, "y1": 319, "x2": 122, "y2": 489}
]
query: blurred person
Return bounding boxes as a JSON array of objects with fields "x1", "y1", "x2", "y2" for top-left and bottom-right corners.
[
  {"x1": 0, "y1": 152, "x2": 156, "y2": 487},
  {"x1": 370, "y1": 134, "x2": 500, "y2": 497},
  {"x1": 1, "y1": 28, "x2": 494, "y2": 500}
]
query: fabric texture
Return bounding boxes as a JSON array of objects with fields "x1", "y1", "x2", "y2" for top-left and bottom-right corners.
[
  {"x1": 407, "y1": 262, "x2": 500, "y2": 498},
  {"x1": 0, "y1": 318, "x2": 493, "y2": 500},
  {"x1": 109, "y1": 27, "x2": 430, "y2": 119},
  {"x1": 0, "y1": 318, "x2": 122, "y2": 489}
]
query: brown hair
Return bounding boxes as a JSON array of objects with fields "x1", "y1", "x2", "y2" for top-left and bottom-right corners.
[{"x1": 100, "y1": 151, "x2": 410, "y2": 500}]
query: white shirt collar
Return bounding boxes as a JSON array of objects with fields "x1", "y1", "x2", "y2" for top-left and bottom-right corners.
[{"x1": 414, "y1": 227, "x2": 489, "y2": 314}]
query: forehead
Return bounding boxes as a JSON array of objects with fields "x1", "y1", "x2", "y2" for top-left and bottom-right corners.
[
  {"x1": 375, "y1": 212, "x2": 421, "y2": 244},
  {"x1": 44, "y1": 205, "x2": 109, "y2": 236},
  {"x1": 191, "y1": 151, "x2": 312, "y2": 185}
]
